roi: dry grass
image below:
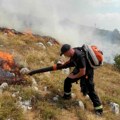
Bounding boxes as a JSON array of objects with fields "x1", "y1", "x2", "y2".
[
  {"x1": 0, "y1": 30, "x2": 120, "y2": 120},
  {"x1": 0, "y1": 92, "x2": 25, "y2": 120}
]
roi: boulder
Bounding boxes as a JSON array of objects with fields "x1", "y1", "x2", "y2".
[
  {"x1": 110, "y1": 102, "x2": 119, "y2": 114},
  {"x1": 36, "y1": 42, "x2": 46, "y2": 49}
]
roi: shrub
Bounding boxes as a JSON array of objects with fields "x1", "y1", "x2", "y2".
[{"x1": 114, "y1": 54, "x2": 120, "y2": 70}]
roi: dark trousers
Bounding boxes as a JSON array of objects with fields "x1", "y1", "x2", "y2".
[{"x1": 64, "y1": 68, "x2": 102, "y2": 108}]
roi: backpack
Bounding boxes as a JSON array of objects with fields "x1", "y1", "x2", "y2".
[{"x1": 81, "y1": 44, "x2": 103, "y2": 68}]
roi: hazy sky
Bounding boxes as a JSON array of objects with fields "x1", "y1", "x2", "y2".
[
  {"x1": 0, "y1": 0, "x2": 120, "y2": 31},
  {"x1": 0, "y1": 0, "x2": 120, "y2": 63}
]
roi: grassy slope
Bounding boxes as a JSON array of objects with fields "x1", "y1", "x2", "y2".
[{"x1": 0, "y1": 31, "x2": 120, "y2": 120}]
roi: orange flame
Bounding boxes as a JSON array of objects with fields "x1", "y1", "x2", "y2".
[{"x1": 0, "y1": 51, "x2": 15, "y2": 71}]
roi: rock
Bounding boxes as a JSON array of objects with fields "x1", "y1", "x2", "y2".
[
  {"x1": 12, "y1": 91, "x2": 20, "y2": 97},
  {"x1": 47, "y1": 41, "x2": 53, "y2": 46},
  {"x1": 78, "y1": 100, "x2": 85, "y2": 110},
  {"x1": 12, "y1": 93, "x2": 16, "y2": 97},
  {"x1": 53, "y1": 95, "x2": 59, "y2": 101},
  {"x1": 27, "y1": 106, "x2": 32, "y2": 110},
  {"x1": 56, "y1": 60, "x2": 63, "y2": 65},
  {"x1": 44, "y1": 86, "x2": 47, "y2": 92},
  {"x1": 23, "y1": 100, "x2": 31, "y2": 106},
  {"x1": 32, "y1": 86, "x2": 39, "y2": 91},
  {"x1": 0, "y1": 82, "x2": 8, "y2": 89},
  {"x1": 31, "y1": 77, "x2": 38, "y2": 86},
  {"x1": 36, "y1": 42, "x2": 46, "y2": 49},
  {"x1": 17, "y1": 100, "x2": 32, "y2": 112},
  {"x1": 62, "y1": 68, "x2": 70, "y2": 75},
  {"x1": 20, "y1": 67, "x2": 30, "y2": 75},
  {"x1": 110, "y1": 102, "x2": 119, "y2": 114},
  {"x1": 53, "y1": 97, "x2": 58, "y2": 101},
  {"x1": 71, "y1": 93, "x2": 76, "y2": 98}
]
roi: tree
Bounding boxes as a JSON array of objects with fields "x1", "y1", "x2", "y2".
[{"x1": 114, "y1": 54, "x2": 120, "y2": 70}]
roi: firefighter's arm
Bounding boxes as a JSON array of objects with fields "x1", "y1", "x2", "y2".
[{"x1": 68, "y1": 67, "x2": 86, "y2": 79}]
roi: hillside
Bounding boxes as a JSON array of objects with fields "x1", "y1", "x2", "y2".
[
  {"x1": 0, "y1": 28, "x2": 120, "y2": 120},
  {"x1": 61, "y1": 19, "x2": 120, "y2": 44}
]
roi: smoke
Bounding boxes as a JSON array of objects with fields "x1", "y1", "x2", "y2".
[{"x1": 0, "y1": 0, "x2": 120, "y2": 63}]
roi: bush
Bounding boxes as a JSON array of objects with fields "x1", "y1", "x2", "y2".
[{"x1": 114, "y1": 54, "x2": 120, "y2": 70}]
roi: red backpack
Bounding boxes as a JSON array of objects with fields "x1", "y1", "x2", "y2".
[{"x1": 82, "y1": 44, "x2": 104, "y2": 68}]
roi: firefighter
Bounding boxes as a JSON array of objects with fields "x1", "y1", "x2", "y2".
[{"x1": 60, "y1": 44, "x2": 103, "y2": 115}]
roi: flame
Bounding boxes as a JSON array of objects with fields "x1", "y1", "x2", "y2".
[{"x1": 0, "y1": 51, "x2": 15, "y2": 71}]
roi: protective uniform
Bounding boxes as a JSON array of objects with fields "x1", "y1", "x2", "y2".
[{"x1": 62, "y1": 48, "x2": 103, "y2": 114}]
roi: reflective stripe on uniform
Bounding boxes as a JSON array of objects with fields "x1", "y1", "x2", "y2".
[
  {"x1": 64, "y1": 92, "x2": 71, "y2": 95},
  {"x1": 94, "y1": 105, "x2": 103, "y2": 110}
]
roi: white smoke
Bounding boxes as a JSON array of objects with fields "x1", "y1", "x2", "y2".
[{"x1": 0, "y1": 0, "x2": 120, "y2": 63}]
